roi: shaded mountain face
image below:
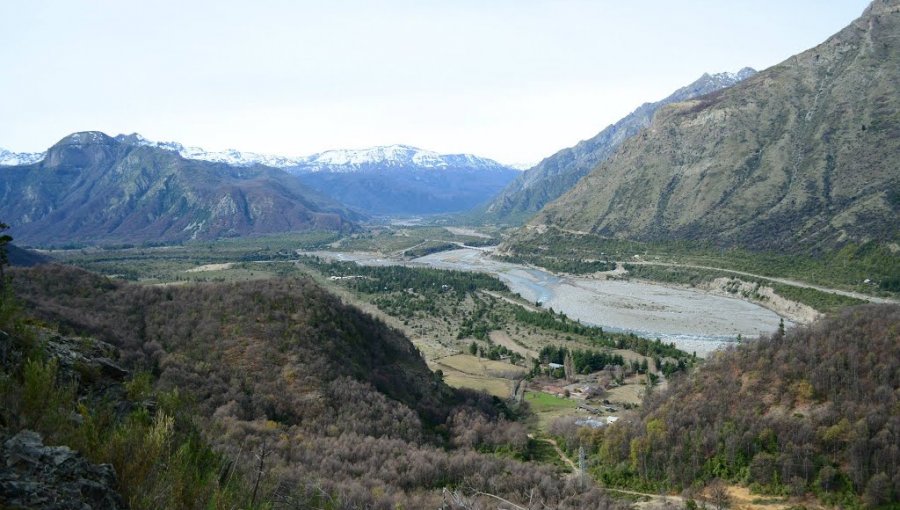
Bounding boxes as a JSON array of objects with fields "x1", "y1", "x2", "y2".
[
  {"x1": 284, "y1": 145, "x2": 521, "y2": 216},
  {"x1": 0, "y1": 132, "x2": 361, "y2": 247},
  {"x1": 526, "y1": 1, "x2": 899, "y2": 252},
  {"x1": 477, "y1": 68, "x2": 756, "y2": 225},
  {"x1": 6, "y1": 244, "x2": 52, "y2": 267},
  {"x1": 76, "y1": 136, "x2": 521, "y2": 216}
]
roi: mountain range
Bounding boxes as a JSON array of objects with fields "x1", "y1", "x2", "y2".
[
  {"x1": 476, "y1": 68, "x2": 757, "y2": 225},
  {"x1": 515, "y1": 1, "x2": 899, "y2": 253},
  {"x1": 0, "y1": 132, "x2": 360, "y2": 246},
  {"x1": 285, "y1": 145, "x2": 520, "y2": 215},
  {"x1": 3, "y1": 136, "x2": 520, "y2": 217}
]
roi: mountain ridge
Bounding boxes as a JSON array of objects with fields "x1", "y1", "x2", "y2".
[
  {"x1": 520, "y1": 0, "x2": 899, "y2": 253},
  {"x1": 0, "y1": 131, "x2": 361, "y2": 246},
  {"x1": 475, "y1": 68, "x2": 757, "y2": 224},
  {"x1": 4, "y1": 133, "x2": 516, "y2": 173}
]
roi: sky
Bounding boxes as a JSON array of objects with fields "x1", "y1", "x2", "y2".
[{"x1": 0, "y1": 0, "x2": 872, "y2": 166}]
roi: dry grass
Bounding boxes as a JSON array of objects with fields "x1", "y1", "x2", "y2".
[
  {"x1": 436, "y1": 354, "x2": 526, "y2": 379},
  {"x1": 489, "y1": 330, "x2": 537, "y2": 358},
  {"x1": 606, "y1": 381, "x2": 646, "y2": 406},
  {"x1": 440, "y1": 371, "x2": 514, "y2": 399}
]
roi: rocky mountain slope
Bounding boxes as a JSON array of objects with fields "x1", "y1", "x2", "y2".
[
  {"x1": 17, "y1": 134, "x2": 520, "y2": 216},
  {"x1": 524, "y1": 1, "x2": 899, "y2": 253},
  {"x1": 285, "y1": 145, "x2": 520, "y2": 215},
  {"x1": 0, "y1": 132, "x2": 360, "y2": 246},
  {"x1": 477, "y1": 69, "x2": 756, "y2": 225}
]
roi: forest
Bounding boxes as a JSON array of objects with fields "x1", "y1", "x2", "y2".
[
  {"x1": 575, "y1": 305, "x2": 899, "y2": 508},
  {"x1": 2, "y1": 263, "x2": 624, "y2": 509}
]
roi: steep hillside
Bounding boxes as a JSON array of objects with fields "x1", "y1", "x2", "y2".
[
  {"x1": 110, "y1": 136, "x2": 522, "y2": 216},
  {"x1": 286, "y1": 145, "x2": 520, "y2": 215},
  {"x1": 592, "y1": 305, "x2": 899, "y2": 506},
  {"x1": 0, "y1": 132, "x2": 360, "y2": 247},
  {"x1": 477, "y1": 69, "x2": 755, "y2": 225},
  {"x1": 6, "y1": 264, "x2": 621, "y2": 508},
  {"x1": 6, "y1": 244, "x2": 51, "y2": 267},
  {"x1": 527, "y1": 1, "x2": 900, "y2": 253},
  {"x1": 10, "y1": 264, "x2": 452, "y2": 425}
]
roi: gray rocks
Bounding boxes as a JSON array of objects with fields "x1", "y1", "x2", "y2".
[{"x1": 0, "y1": 430, "x2": 125, "y2": 510}]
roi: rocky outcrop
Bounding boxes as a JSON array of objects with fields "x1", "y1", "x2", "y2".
[{"x1": 0, "y1": 431, "x2": 125, "y2": 509}]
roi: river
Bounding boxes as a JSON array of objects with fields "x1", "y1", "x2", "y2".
[{"x1": 304, "y1": 248, "x2": 784, "y2": 356}]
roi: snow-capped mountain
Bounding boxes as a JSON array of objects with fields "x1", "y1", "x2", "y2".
[
  {"x1": 294, "y1": 145, "x2": 511, "y2": 173},
  {"x1": 0, "y1": 147, "x2": 45, "y2": 166},
  {"x1": 114, "y1": 134, "x2": 304, "y2": 168},
  {"x1": 701, "y1": 67, "x2": 758, "y2": 89},
  {"x1": 111, "y1": 134, "x2": 513, "y2": 174},
  {"x1": 3, "y1": 132, "x2": 520, "y2": 216}
]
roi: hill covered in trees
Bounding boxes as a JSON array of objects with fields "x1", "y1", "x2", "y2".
[
  {"x1": 590, "y1": 304, "x2": 899, "y2": 507},
  {"x1": 3, "y1": 263, "x2": 622, "y2": 508}
]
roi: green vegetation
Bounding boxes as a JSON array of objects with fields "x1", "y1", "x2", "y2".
[
  {"x1": 304, "y1": 256, "x2": 508, "y2": 296},
  {"x1": 514, "y1": 306, "x2": 692, "y2": 362},
  {"x1": 1, "y1": 273, "x2": 259, "y2": 508},
  {"x1": 54, "y1": 231, "x2": 339, "y2": 282},
  {"x1": 303, "y1": 254, "x2": 694, "y2": 370},
  {"x1": 403, "y1": 241, "x2": 459, "y2": 258},
  {"x1": 8, "y1": 262, "x2": 624, "y2": 508},
  {"x1": 525, "y1": 391, "x2": 578, "y2": 412},
  {"x1": 497, "y1": 253, "x2": 615, "y2": 274},
  {"x1": 767, "y1": 282, "x2": 866, "y2": 312},
  {"x1": 537, "y1": 346, "x2": 626, "y2": 375},
  {"x1": 588, "y1": 305, "x2": 900, "y2": 507},
  {"x1": 521, "y1": 437, "x2": 574, "y2": 473},
  {"x1": 334, "y1": 226, "x2": 499, "y2": 253},
  {"x1": 505, "y1": 229, "x2": 898, "y2": 299},
  {"x1": 622, "y1": 263, "x2": 868, "y2": 312}
]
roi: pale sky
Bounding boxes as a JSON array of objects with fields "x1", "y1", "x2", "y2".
[{"x1": 0, "y1": 0, "x2": 871, "y2": 165}]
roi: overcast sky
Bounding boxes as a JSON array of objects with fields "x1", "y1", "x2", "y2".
[{"x1": 0, "y1": 0, "x2": 871, "y2": 165}]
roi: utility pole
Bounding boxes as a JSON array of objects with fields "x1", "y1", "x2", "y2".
[{"x1": 578, "y1": 444, "x2": 586, "y2": 489}]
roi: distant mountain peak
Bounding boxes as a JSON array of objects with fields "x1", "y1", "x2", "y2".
[
  {"x1": 297, "y1": 144, "x2": 509, "y2": 172},
  {"x1": 703, "y1": 67, "x2": 757, "y2": 83},
  {"x1": 114, "y1": 133, "x2": 302, "y2": 168},
  {"x1": 475, "y1": 67, "x2": 757, "y2": 224},
  {"x1": 56, "y1": 131, "x2": 115, "y2": 146},
  {"x1": 5, "y1": 132, "x2": 513, "y2": 175},
  {"x1": 0, "y1": 147, "x2": 44, "y2": 166}
]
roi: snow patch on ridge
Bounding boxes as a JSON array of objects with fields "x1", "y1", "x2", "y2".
[{"x1": 0, "y1": 148, "x2": 45, "y2": 166}]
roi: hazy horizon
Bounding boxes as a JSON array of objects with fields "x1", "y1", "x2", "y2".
[{"x1": 1, "y1": 0, "x2": 871, "y2": 165}]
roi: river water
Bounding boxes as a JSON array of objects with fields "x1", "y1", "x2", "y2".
[{"x1": 304, "y1": 248, "x2": 784, "y2": 356}]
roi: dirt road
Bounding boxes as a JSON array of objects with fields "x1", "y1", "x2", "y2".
[{"x1": 627, "y1": 261, "x2": 897, "y2": 304}]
